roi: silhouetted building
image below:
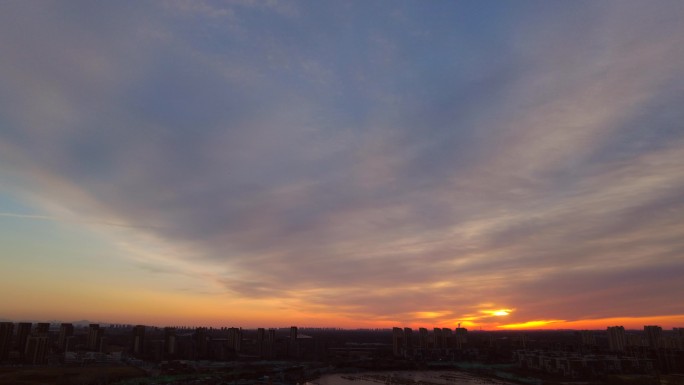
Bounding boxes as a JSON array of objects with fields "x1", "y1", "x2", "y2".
[
  {"x1": 392, "y1": 327, "x2": 403, "y2": 357},
  {"x1": 35, "y1": 323, "x2": 49, "y2": 336},
  {"x1": 227, "y1": 327, "x2": 241, "y2": 353},
  {"x1": 675, "y1": 328, "x2": 684, "y2": 349},
  {"x1": 58, "y1": 323, "x2": 74, "y2": 352},
  {"x1": 580, "y1": 330, "x2": 596, "y2": 346},
  {"x1": 607, "y1": 326, "x2": 626, "y2": 352},
  {"x1": 442, "y1": 328, "x2": 452, "y2": 349},
  {"x1": 0, "y1": 322, "x2": 13, "y2": 362},
  {"x1": 164, "y1": 327, "x2": 176, "y2": 357},
  {"x1": 16, "y1": 322, "x2": 31, "y2": 357},
  {"x1": 627, "y1": 332, "x2": 643, "y2": 347},
  {"x1": 194, "y1": 327, "x2": 209, "y2": 360},
  {"x1": 25, "y1": 335, "x2": 48, "y2": 364},
  {"x1": 87, "y1": 324, "x2": 102, "y2": 351},
  {"x1": 403, "y1": 327, "x2": 413, "y2": 357},
  {"x1": 289, "y1": 326, "x2": 298, "y2": 358},
  {"x1": 644, "y1": 325, "x2": 663, "y2": 349},
  {"x1": 433, "y1": 328, "x2": 443, "y2": 349},
  {"x1": 132, "y1": 325, "x2": 145, "y2": 357},
  {"x1": 265, "y1": 328, "x2": 276, "y2": 359},
  {"x1": 455, "y1": 327, "x2": 468, "y2": 348},
  {"x1": 257, "y1": 328, "x2": 265, "y2": 357},
  {"x1": 418, "y1": 328, "x2": 428, "y2": 350}
]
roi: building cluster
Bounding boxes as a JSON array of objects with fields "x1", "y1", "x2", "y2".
[
  {"x1": 514, "y1": 350, "x2": 655, "y2": 378},
  {"x1": 0, "y1": 321, "x2": 120, "y2": 365},
  {"x1": 392, "y1": 326, "x2": 468, "y2": 358},
  {"x1": 606, "y1": 325, "x2": 684, "y2": 352},
  {"x1": 2, "y1": 319, "x2": 684, "y2": 385},
  {"x1": 512, "y1": 325, "x2": 684, "y2": 379},
  {"x1": 130, "y1": 325, "x2": 318, "y2": 362},
  {"x1": 1, "y1": 322, "x2": 55, "y2": 364},
  {"x1": 0, "y1": 322, "x2": 323, "y2": 365}
]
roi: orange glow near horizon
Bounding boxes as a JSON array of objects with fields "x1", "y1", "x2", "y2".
[
  {"x1": 496, "y1": 314, "x2": 684, "y2": 330},
  {"x1": 497, "y1": 320, "x2": 564, "y2": 329}
]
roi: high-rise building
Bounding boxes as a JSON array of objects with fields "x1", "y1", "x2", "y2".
[
  {"x1": 607, "y1": 326, "x2": 626, "y2": 352},
  {"x1": 193, "y1": 327, "x2": 208, "y2": 360},
  {"x1": 442, "y1": 328, "x2": 452, "y2": 349},
  {"x1": 433, "y1": 328, "x2": 443, "y2": 349},
  {"x1": 265, "y1": 329, "x2": 276, "y2": 359},
  {"x1": 418, "y1": 328, "x2": 428, "y2": 350},
  {"x1": 626, "y1": 333, "x2": 643, "y2": 347},
  {"x1": 403, "y1": 327, "x2": 413, "y2": 357},
  {"x1": 257, "y1": 328, "x2": 265, "y2": 357},
  {"x1": 25, "y1": 335, "x2": 49, "y2": 365},
  {"x1": 392, "y1": 327, "x2": 404, "y2": 357},
  {"x1": 0, "y1": 322, "x2": 13, "y2": 362},
  {"x1": 132, "y1": 325, "x2": 145, "y2": 357},
  {"x1": 16, "y1": 323, "x2": 32, "y2": 357},
  {"x1": 675, "y1": 328, "x2": 684, "y2": 348},
  {"x1": 87, "y1": 324, "x2": 102, "y2": 351},
  {"x1": 644, "y1": 325, "x2": 663, "y2": 349},
  {"x1": 289, "y1": 326, "x2": 298, "y2": 358},
  {"x1": 227, "y1": 327, "x2": 241, "y2": 352},
  {"x1": 580, "y1": 330, "x2": 596, "y2": 346},
  {"x1": 57, "y1": 323, "x2": 74, "y2": 352},
  {"x1": 35, "y1": 323, "x2": 49, "y2": 336},
  {"x1": 455, "y1": 327, "x2": 468, "y2": 348},
  {"x1": 164, "y1": 327, "x2": 176, "y2": 356}
]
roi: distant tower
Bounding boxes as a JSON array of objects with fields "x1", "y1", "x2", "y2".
[
  {"x1": 0, "y1": 322, "x2": 13, "y2": 362},
  {"x1": 87, "y1": 324, "x2": 102, "y2": 351},
  {"x1": 674, "y1": 328, "x2": 684, "y2": 348},
  {"x1": 265, "y1": 329, "x2": 276, "y2": 359},
  {"x1": 257, "y1": 328, "x2": 265, "y2": 357},
  {"x1": 164, "y1": 327, "x2": 176, "y2": 357},
  {"x1": 418, "y1": 328, "x2": 428, "y2": 351},
  {"x1": 35, "y1": 323, "x2": 50, "y2": 336},
  {"x1": 193, "y1": 327, "x2": 208, "y2": 360},
  {"x1": 392, "y1": 327, "x2": 404, "y2": 357},
  {"x1": 607, "y1": 326, "x2": 626, "y2": 352},
  {"x1": 16, "y1": 323, "x2": 32, "y2": 357},
  {"x1": 403, "y1": 327, "x2": 413, "y2": 357},
  {"x1": 25, "y1": 335, "x2": 49, "y2": 364},
  {"x1": 227, "y1": 327, "x2": 242, "y2": 352},
  {"x1": 644, "y1": 325, "x2": 663, "y2": 349},
  {"x1": 289, "y1": 326, "x2": 298, "y2": 358},
  {"x1": 132, "y1": 325, "x2": 145, "y2": 357},
  {"x1": 580, "y1": 330, "x2": 596, "y2": 346},
  {"x1": 58, "y1": 323, "x2": 74, "y2": 352},
  {"x1": 442, "y1": 328, "x2": 452, "y2": 349},
  {"x1": 433, "y1": 328, "x2": 443, "y2": 350},
  {"x1": 455, "y1": 326, "x2": 468, "y2": 349}
]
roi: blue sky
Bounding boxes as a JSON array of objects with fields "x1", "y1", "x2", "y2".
[{"x1": 1, "y1": 0, "x2": 683, "y2": 328}]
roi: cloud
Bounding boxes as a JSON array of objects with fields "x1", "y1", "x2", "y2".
[{"x1": 1, "y1": 1, "x2": 683, "y2": 326}]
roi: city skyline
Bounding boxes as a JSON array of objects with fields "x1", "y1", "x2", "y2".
[{"x1": 1, "y1": 1, "x2": 684, "y2": 330}]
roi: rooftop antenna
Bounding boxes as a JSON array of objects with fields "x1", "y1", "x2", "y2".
[{"x1": 458, "y1": 322, "x2": 461, "y2": 328}]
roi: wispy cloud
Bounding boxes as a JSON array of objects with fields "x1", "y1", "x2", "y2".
[
  {"x1": 1, "y1": 1, "x2": 683, "y2": 326},
  {"x1": 0, "y1": 212, "x2": 163, "y2": 229}
]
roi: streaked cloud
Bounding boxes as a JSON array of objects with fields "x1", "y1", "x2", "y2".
[{"x1": 1, "y1": 1, "x2": 683, "y2": 328}]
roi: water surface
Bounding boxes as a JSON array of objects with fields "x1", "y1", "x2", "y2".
[{"x1": 307, "y1": 371, "x2": 514, "y2": 385}]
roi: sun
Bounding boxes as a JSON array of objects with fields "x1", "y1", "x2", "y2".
[{"x1": 481, "y1": 308, "x2": 513, "y2": 317}]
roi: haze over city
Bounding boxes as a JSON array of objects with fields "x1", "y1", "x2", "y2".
[{"x1": 1, "y1": 1, "x2": 683, "y2": 330}]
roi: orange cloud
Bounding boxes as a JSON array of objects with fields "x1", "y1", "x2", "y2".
[{"x1": 498, "y1": 320, "x2": 565, "y2": 329}]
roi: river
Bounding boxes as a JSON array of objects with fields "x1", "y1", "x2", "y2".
[{"x1": 305, "y1": 371, "x2": 515, "y2": 385}]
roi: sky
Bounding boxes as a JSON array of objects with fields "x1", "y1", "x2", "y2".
[{"x1": 1, "y1": 0, "x2": 684, "y2": 330}]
